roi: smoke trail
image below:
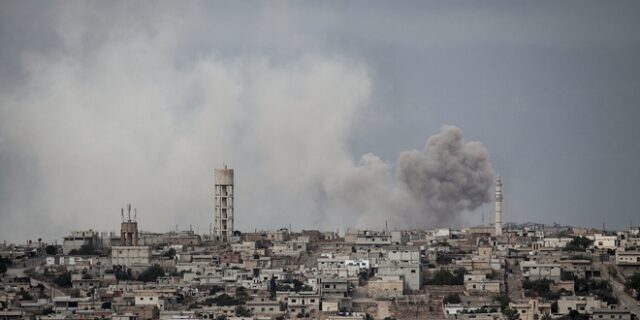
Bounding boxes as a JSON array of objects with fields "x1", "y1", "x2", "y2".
[{"x1": 397, "y1": 125, "x2": 495, "y2": 225}]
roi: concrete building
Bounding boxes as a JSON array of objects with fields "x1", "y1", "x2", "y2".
[
  {"x1": 591, "y1": 309, "x2": 632, "y2": 320},
  {"x1": 557, "y1": 296, "x2": 605, "y2": 315},
  {"x1": 615, "y1": 249, "x2": 640, "y2": 275},
  {"x1": 286, "y1": 294, "x2": 321, "y2": 315},
  {"x1": 112, "y1": 205, "x2": 150, "y2": 269},
  {"x1": 214, "y1": 165, "x2": 234, "y2": 242},
  {"x1": 62, "y1": 230, "x2": 100, "y2": 254},
  {"x1": 377, "y1": 261, "x2": 422, "y2": 291},
  {"x1": 589, "y1": 234, "x2": 618, "y2": 250},
  {"x1": 520, "y1": 261, "x2": 561, "y2": 281},
  {"x1": 495, "y1": 176, "x2": 503, "y2": 237},
  {"x1": 509, "y1": 299, "x2": 552, "y2": 320},
  {"x1": 112, "y1": 246, "x2": 151, "y2": 268}
]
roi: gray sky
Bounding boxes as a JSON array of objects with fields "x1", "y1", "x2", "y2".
[{"x1": 1, "y1": 1, "x2": 639, "y2": 242}]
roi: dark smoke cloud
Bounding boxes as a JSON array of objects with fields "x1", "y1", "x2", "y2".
[
  {"x1": 325, "y1": 125, "x2": 495, "y2": 228},
  {"x1": 397, "y1": 125, "x2": 495, "y2": 225}
]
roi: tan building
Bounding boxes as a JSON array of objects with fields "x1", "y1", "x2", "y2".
[
  {"x1": 509, "y1": 299, "x2": 552, "y2": 320},
  {"x1": 557, "y1": 296, "x2": 605, "y2": 315},
  {"x1": 112, "y1": 246, "x2": 151, "y2": 268}
]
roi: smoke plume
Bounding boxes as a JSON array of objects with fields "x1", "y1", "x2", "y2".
[
  {"x1": 397, "y1": 125, "x2": 495, "y2": 225},
  {"x1": 0, "y1": 3, "x2": 495, "y2": 241},
  {"x1": 324, "y1": 125, "x2": 495, "y2": 228}
]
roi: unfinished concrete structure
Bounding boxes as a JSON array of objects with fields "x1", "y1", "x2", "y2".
[
  {"x1": 214, "y1": 165, "x2": 234, "y2": 242},
  {"x1": 120, "y1": 203, "x2": 139, "y2": 246},
  {"x1": 495, "y1": 176, "x2": 503, "y2": 236}
]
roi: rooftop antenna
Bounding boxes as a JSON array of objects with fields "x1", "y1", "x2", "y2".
[
  {"x1": 121, "y1": 208, "x2": 124, "y2": 222},
  {"x1": 385, "y1": 220, "x2": 388, "y2": 234},
  {"x1": 127, "y1": 203, "x2": 132, "y2": 221},
  {"x1": 134, "y1": 208, "x2": 137, "y2": 222},
  {"x1": 482, "y1": 208, "x2": 485, "y2": 227}
]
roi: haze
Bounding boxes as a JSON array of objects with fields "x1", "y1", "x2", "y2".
[{"x1": 1, "y1": 1, "x2": 639, "y2": 242}]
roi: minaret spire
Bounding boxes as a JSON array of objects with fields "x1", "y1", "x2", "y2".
[{"x1": 495, "y1": 175, "x2": 503, "y2": 236}]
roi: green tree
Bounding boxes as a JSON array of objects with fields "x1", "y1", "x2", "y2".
[
  {"x1": 624, "y1": 272, "x2": 640, "y2": 300},
  {"x1": 115, "y1": 268, "x2": 133, "y2": 281},
  {"x1": 164, "y1": 248, "x2": 177, "y2": 259},
  {"x1": 137, "y1": 264, "x2": 165, "y2": 283},
  {"x1": 502, "y1": 308, "x2": 520, "y2": 320},
  {"x1": 495, "y1": 293, "x2": 511, "y2": 310},
  {"x1": 269, "y1": 276, "x2": 277, "y2": 298},
  {"x1": 210, "y1": 285, "x2": 225, "y2": 295},
  {"x1": 209, "y1": 293, "x2": 241, "y2": 306},
  {"x1": 563, "y1": 236, "x2": 593, "y2": 252},
  {"x1": 430, "y1": 268, "x2": 466, "y2": 285},
  {"x1": 54, "y1": 272, "x2": 72, "y2": 287},
  {"x1": 69, "y1": 244, "x2": 98, "y2": 256},
  {"x1": 235, "y1": 306, "x2": 253, "y2": 317},
  {"x1": 443, "y1": 293, "x2": 461, "y2": 304},
  {"x1": 45, "y1": 245, "x2": 57, "y2": 255}
]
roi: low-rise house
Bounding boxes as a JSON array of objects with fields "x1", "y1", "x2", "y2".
[
  {"x1": 377, "y1": 260, "x2": 422, "y2": 291},
  {"x1": 286, "y1": 293, "x2": 320, "y2": 315},
  {"x1": 320, "y1": 278, "x2": 349, "y2": 298},
  {"x1": 508, "y1": 299, "x2": 552, "y2": 320},
  {"x1": 111, "y1": 246, "x2": 151, "y2": 268},
  {"x1": 246, "y1": 297, "x2": 283, "y2": 316},
  {"x1": 520, "y1": 261, "x2": 561, "y2": 281},
  {"x1": 590, "y1": 309, "x2": 632, "y2": 320},
  {"x1": 557, "y1": 296, "x2": 605, "y2": 315}
]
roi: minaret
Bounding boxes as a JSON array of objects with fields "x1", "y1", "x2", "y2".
[
  {"x1": 495, "y1": 176, "x2": 503, "y2": 236},
  {"x1": 214, "y1": 165, "x2": 234, "y2": 242}
]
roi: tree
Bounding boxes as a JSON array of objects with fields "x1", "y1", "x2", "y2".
[
  {"x1": 269, "y1": 276, "x2": 277, "y2": 298},
  {"x1": 210, "y1": 285, "x2": 225, "y2": 295},
  {"x1": 0, "y1": 263, "x2": 7, "y2": 276},
  {"x1": 69, "y1": 244, "x2": 98, "y2": 256},
  {"x1": 137, "y1": 264, "x2": 165, "y2": 283},
  {"x1": 495, "y1": 294, "x2": 511, "y2": 310},
  {"x1": 55, "y1": 272, "x2": 72, "y2": 287},
  {"x1": 209, "y1": 293, "x2": 241, "y2": 306},
  {"x1": 430, "y1": 268, "x2": 466, "y2": 285},
  {"x1": 624, "y1": 272, "x2": 640, "y2": 300},
  {"x1": 443, "y1": 293, "x2": 461, "y2": 304},
  {"x1": 163, "y1": 248, "x2": 177, "y2": 259},
  {"x1": 115, "y1": 268, "x2": 133, "y2": 281},
  {"x1": 235, "y1": 306, "x2": 253, "y2": 317},
  {"x1": 45, "y1": 245, "x2": 57, "y2": 255},
  {"x1": 563, "y1": 236, "x2": 593, "y2": 252},
  {"x1": 502, "y1": 308, "x2": 520, "y2": 320}
]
